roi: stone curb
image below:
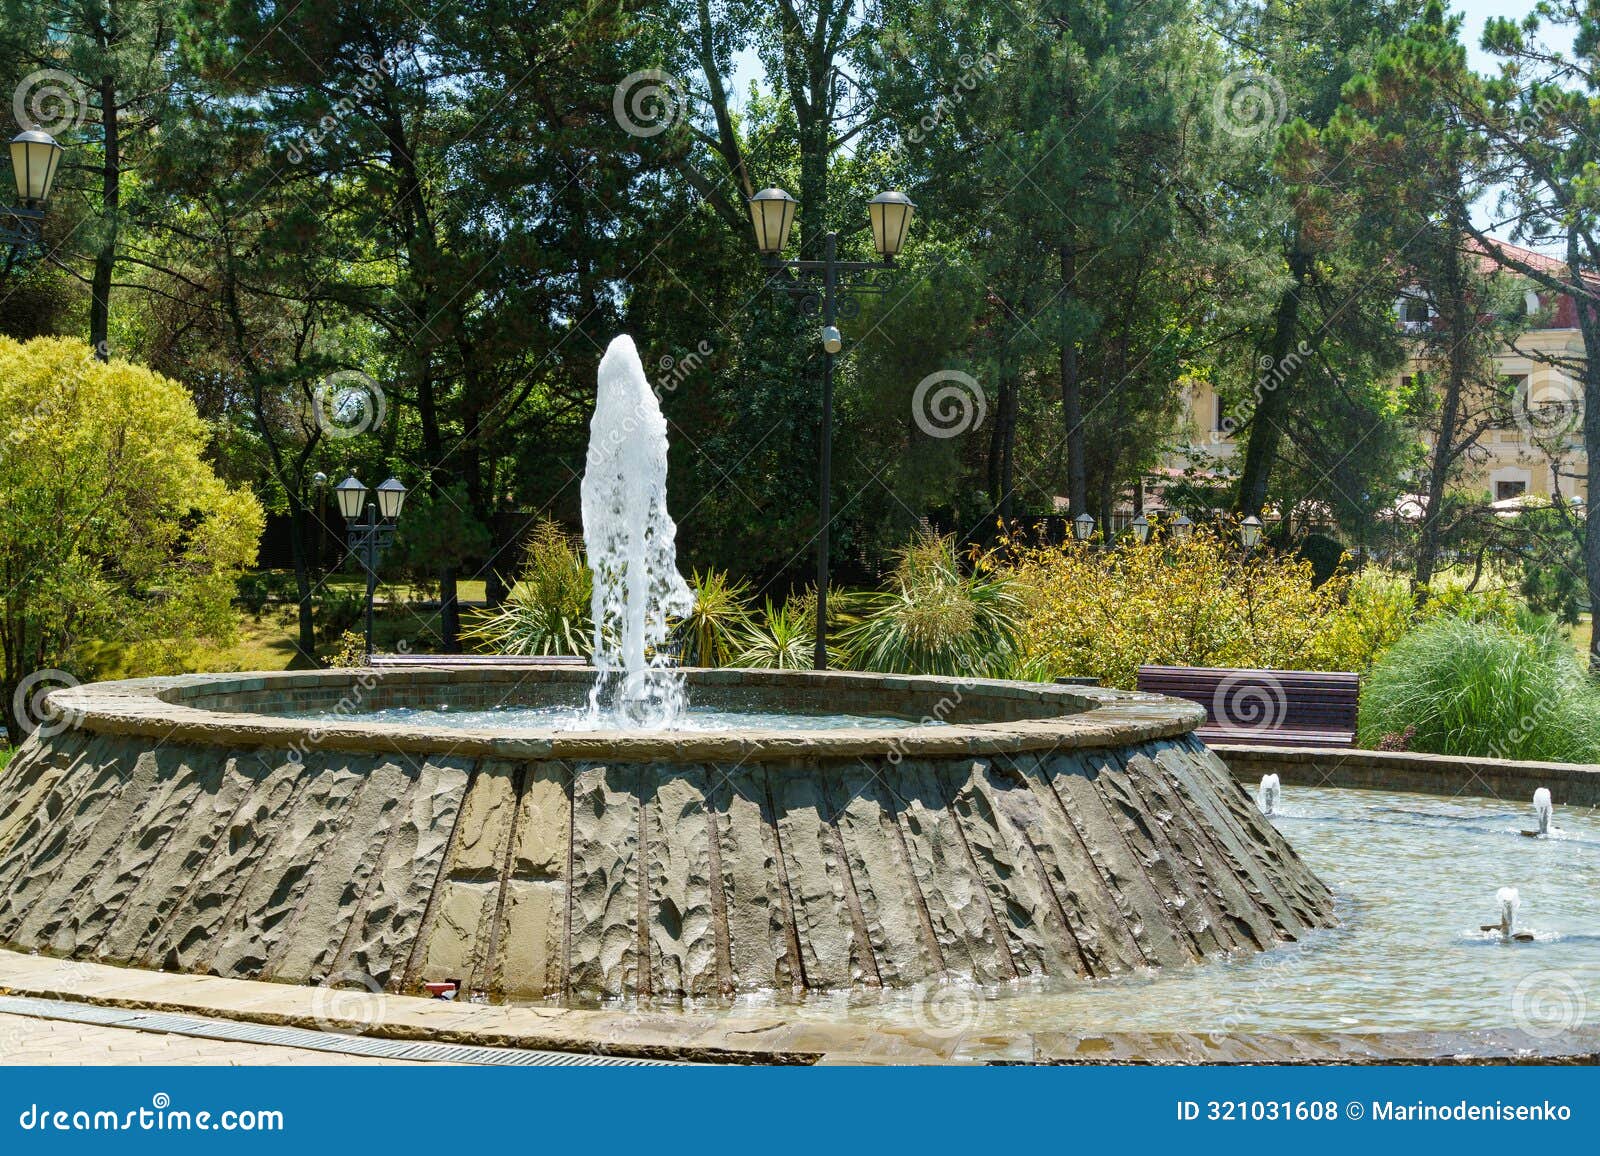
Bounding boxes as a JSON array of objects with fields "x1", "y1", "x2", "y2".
[
  {"x1": 1216, "y1": 744, "x2": 1600, "y2": 806},
  {"x1": 4, "y1": 949, "x2": 1596, "y2": 1066},
  {"x1": 43, "y1": 667, "x2": 1205, "y2": 762}
]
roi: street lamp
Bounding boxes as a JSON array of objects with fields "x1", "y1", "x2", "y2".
[
  {"x1": 336, "y1": 474, "x2": 408, "y2": 663},
  {"x1": 1072, "y1": 512, "x2": 1096, "y2": 543},
  {"x1": 1130, "y1": 514, "x2": 1151, "y2": 545},
  {"x1": 1170, "y1": 514, "x2": 1194, "y2": 544},
  {"x1": 1239, "y1": 515, "x2": 1264, "y2": 552},
  {"x1": 2, "y1": 127, "x2": 64, "y2": 256},
  {"x1": 751, "y1": 185, "x2": 917, "y2": 669}
]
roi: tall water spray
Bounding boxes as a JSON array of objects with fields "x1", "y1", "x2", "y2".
[
  {"x1": 1495, "y1": 886, "x2": 1520, "y2": 938},
  {"x1": 581, "y1": 336, "x2": 695, "y2": 726}
]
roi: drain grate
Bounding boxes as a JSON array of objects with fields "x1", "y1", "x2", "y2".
[{"x1": 0, "y1": 995, "x2": 683, "y2": 1066}]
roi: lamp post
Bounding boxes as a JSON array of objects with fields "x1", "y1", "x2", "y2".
[
  {"x1": 336, "y1": 474, "x2": 408, "y2": 663},
  {"x1": 2, "y1": 128, "x2": 64, "y2": 258},
  {"x1": 1130, "y1": 514, "x2": 1151, "y2": 546},
  {"x1": 1169, "y1": 515, "x2": 1194, "y2": 545},
  {"x1": 1072, "y1": 511, "x2": 1096, "y2": 545},
  {"x1": 750, "y1": 186, "x2": 916, "y2": 669},
  {"x1": 1239, "y1": 515, "x2": 1264, "y2": 555}
]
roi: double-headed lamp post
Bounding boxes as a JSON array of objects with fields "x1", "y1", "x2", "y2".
[
  {"x1": 748, "y1": 187, "x2": 916, "y2": 669},
  {"x1": 2, "y1": 128, "x2": 65, "y2": 258},
  {"x1": 334, "y1": 474, "x2": 408, "y2": 663}
]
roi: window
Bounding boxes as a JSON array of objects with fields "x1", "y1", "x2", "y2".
[
  {"x1": 1496, "y1": 479, "x2": 1527, "y2": 502},
  {"x1": 1213, "y1": 393, "x2": 1227, "y2": 433},
  {"x1": 1525, "y1": 290, "x2": 1542, "y2": 317},
  {"x1": 1398, "y1": 292, "x2": 1432, "y2": 327}
]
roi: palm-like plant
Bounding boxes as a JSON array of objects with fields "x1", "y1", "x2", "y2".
[
  {"x1": 839, "y1": 532, "x2": 1022, "y2": 676},
  {"x1": 675, "y1": 569, "x2": 753, "y2": 666},
  {"x1": 732, "y1": 592, "x2": 820, "y2": 669},
  {"x1": 463, "y1": 521, "x2": 593, "y2": 656}
]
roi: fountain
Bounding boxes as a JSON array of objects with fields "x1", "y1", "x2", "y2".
[
  {"x1": 580, "y1": 335, "x2": 694, "y2": 728},
  {"x1": 1482, "y1": 886, "x2": 1535, "y2": 941},
  {"x1": 1257, "y1": 773, "x2": 1281, "y2": 816},
  {"x1": 0, "y1": 334, "x2": 1339, "y2": 1006},
  {"x1": 1524, "y1": 787, "x2": 1554, "y2": 838}
]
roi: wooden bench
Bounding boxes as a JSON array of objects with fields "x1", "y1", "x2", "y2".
[
  {"x1": 367, "y1": 653, "x2": 583, "y2": 668},
  {"x1": 1135, "y1": 665, "x2": 1359, "y2": 748}
]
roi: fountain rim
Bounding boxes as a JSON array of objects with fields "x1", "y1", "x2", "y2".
[{"x1": 42, "y1": 666, "x2": 1206, "y2": 762}]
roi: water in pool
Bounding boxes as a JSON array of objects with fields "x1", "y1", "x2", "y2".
[
  {"x1": 556, "y1": 785, "x2": 1600, "y2": 1034},
  {"x1": 295, "y1": 703, "x2": 930, "y2": 732}
]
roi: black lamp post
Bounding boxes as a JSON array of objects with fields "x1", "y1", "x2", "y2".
[
  {"x1": 2, "y1": 128, "x2": 64, "y2": 259},
  {"x1": 335, "y1": 474, "x2": 408, "y2": 663},
  {"x1": 749, "y1": 187, "x2": 916, "y2": 669}
]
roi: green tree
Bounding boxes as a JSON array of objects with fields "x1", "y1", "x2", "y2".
[{"x1": 0, "y1": 336, "x2": 262, "y2": 741}]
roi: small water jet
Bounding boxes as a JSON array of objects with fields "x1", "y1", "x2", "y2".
[
  {"x1": 1482, "y1": 886, "x2": 1535, "y2": 941},
  {"x1": 1257, "y1": 773, "x2": 1281, "y2": 816},
  {"x1": 1522, "y1": 787, "x2": 1554, "y2": 838},
  {"x1": 581, "y1": 335, "x2": 695, "y2": 728}
]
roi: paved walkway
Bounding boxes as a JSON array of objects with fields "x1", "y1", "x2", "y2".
[{"x1": 0, "y1": 1012, "x2": 422, "y2": 1066}]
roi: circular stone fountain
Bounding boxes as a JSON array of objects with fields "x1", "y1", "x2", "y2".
[{"x1": 0, "y1": 667, "x2": 1334, "y2": 1000}]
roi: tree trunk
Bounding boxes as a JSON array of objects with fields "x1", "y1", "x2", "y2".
[
  {"x1": 89, "y1": 74, "x2": 118, "y2": 360},
  {"x1": 1412, "y1": 238, "x2": 1468, "y2": 595},
  {"x1": 1237, "y1": 248, "x2": 1313, "y2": 517},
  {"x1": 287, "y1": 500, "x2": 317, "y2": 664},
  {"x1": 1059, "y1": 245, "x2": 1087, "y2": 516}
]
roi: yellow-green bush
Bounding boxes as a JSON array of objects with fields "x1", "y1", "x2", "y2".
[
  {"x1": 0, "y1": 337, "x2": 263, "y2": 734},
  {"x1": 1005, "y1": 526, "x2": 1349, "y2": 688}
]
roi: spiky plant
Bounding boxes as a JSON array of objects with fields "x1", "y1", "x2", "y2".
[
  {"x1": 463, "y1": 521, "x2": 592, "y2": 657},
  {"x1": 839, "y1": 533, "x2": 1021, "y2": 676},
  {"x1": 733, "y1": 591, "x2": 820, "y2": 670},
  {"x1": 675, "y1": 569, "x2": 753, "y2": 666}
]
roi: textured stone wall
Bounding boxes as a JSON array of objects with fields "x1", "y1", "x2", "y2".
[{"x1": 0, "y1": 726, "x2": 1334, "y2": 999}]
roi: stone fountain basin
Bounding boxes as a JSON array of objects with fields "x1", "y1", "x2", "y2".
[{"x1": 0, "y1": 668, "x2": 1334, "y2": 1002}]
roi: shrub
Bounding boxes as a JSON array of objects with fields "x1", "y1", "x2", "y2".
[
  {"x1": 676, "y1": 570, "x2": 752, "y2": 666},
  {"x1": 1357, "y1": 615, "x2": 1600, "y2": 763},
  {"x1": 1005, "y1": 522, "x2": 1347, "y2": 688},
  {"x1": 1308, "y1": 567, "x2": 1414, "y2": 672},
  {"x1": 463, "y1": 521, "x2": 592, "y2": 656},
  {"x1": 839, "y1": 533, "x2": 1022, "y2": 676},
  {"x1": 732, "y1": 592, "x2": 821, "y2": 669}
]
